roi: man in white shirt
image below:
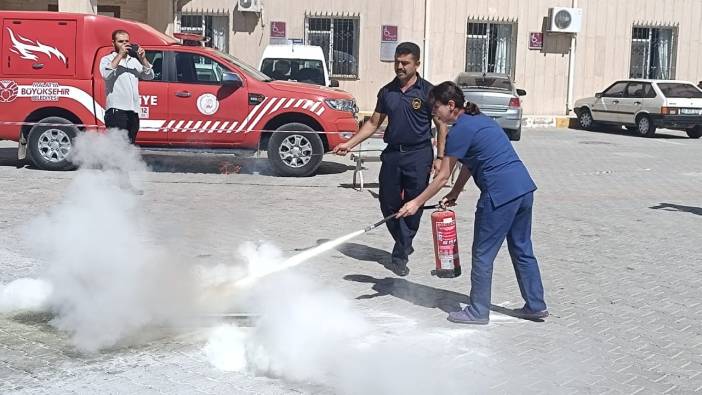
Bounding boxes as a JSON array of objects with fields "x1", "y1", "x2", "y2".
[{"x1": 99, "y1": 29, "x2": 154, "y2": 144}]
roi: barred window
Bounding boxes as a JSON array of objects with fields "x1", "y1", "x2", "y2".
[
  {"x1": 630, "y1": 27, "x2": 676, "y2": 79},
  {"x1": 178, "y1": 13, "x2": 230, "y2": 53},
  {"x1": 465, "y1": 21, "x2": 517, "y2": 76},
  {"x1": 305, "y1": 16, "x2": 360, "y2": 79}
]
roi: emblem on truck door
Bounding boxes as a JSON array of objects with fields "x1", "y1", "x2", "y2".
[
  {"x1": 6, "y1": 27, "x2": 67, "y2": 65},
  {"x1": 0, "y1": 80, "x2": 19, "y2": 103}
]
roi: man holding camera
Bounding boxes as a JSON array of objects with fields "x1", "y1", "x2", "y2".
[{"x1": 100, "y1": 29, "x2": 154, "y2": 144}]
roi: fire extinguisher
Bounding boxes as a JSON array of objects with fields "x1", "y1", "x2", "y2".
[{"x1": 430, "y1": 207, "x2": 461, "y2": 278}]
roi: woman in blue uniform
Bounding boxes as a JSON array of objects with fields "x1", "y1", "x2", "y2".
[{"x1": 396, "y1": 81, "x2": 548, "y2": 325}]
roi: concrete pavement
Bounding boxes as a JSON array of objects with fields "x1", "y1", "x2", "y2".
[{"x1": 1, "y1": 126, "x2": 701, "y2": 394}]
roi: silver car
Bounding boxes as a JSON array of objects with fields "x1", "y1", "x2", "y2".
[{"x1": 454, "y1": 72, "x2": 526, "y2": 141}]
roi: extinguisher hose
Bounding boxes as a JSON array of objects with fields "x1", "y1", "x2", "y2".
[{"x1": 363, "y1": 205, "x2": 440, "y2": 232}]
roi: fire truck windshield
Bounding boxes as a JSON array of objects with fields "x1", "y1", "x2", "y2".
[{"x1": 208, "y1": 49, "x2": 272, "y2": 82}]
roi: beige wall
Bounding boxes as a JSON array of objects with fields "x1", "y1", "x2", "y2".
[
  {"x1": 211, "y1": 0, "x2": 430, "y2": 114},
  {"x1": 4, "y1": 0, "x2": 702, "y2": 115}
]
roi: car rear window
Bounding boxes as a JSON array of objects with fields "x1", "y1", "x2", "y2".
[
  {"x1": 657, "y1": 83, "x2": 702, "y2": 98},
  {"x1": 456, "y1": 75, "x2": 513, "y2": 91}
]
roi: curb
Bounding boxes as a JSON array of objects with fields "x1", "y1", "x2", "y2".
[{"x1": 358, "y1": 111, "x2": 578, "y2": 129}]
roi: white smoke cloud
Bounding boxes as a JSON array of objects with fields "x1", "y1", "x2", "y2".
[
  {"x1": 3, "y1": 129, "x2": 202, "y2": 352},
  {"x1": 0, "y1": 278, "x2": 53, "y2": 313},
  {"x1": 202, "y1": 243, "x2": 476, "y2": 395}
]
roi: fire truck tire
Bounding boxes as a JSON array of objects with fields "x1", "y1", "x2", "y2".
[
  {"x1": 27, "y1": 116, "x2": 79, "y2": 171},
  {"x1": 267, "y1": 122, "x2": 324, "y2": 177}
]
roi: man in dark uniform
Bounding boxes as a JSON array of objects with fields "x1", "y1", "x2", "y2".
[{"x1": 334, "y1": 42, "x2": 447, "y2": 276}]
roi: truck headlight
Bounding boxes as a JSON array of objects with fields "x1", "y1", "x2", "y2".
[{"x1": 325, "y1": 98, "x2": 357, "y2": 114}]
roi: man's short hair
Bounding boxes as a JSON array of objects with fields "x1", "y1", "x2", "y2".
[
  {"x1": 112, "y1": 29, "x2": 129, "y2": 41},
  {"x1": 395, "y1": 42, "x2": 421, "y2": 61}
]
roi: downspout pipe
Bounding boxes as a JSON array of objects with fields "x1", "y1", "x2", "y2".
[
  {"x1": 566, "y1": 0, "x2": 578, "y2": 114},
  {"x1": 422, "y1": 0, "x2": 431, "y2": 81}
]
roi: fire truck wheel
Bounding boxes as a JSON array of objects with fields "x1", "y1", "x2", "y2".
[
  {"x1": 27, "y1": 116, "x2": 79, "y2": 171},
  {"x1": 267, "y1": 122, "x2": 324, "y2": 177}
]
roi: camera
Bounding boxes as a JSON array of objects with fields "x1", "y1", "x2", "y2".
[{"x1": 127, "y1": 43, "x2": 140, "y2": 58}]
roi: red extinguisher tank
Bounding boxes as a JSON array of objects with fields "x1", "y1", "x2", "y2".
[{"x1": 431, "y1": 208, "x2": 461, "y2": 278}]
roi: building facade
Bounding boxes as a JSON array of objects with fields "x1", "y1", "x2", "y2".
[{"x1": 3, "y1": 0, "x2": 702, "y2": 115}]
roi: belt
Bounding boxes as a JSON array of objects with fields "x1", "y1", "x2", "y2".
[{"x1": 385, "y1": 140, "x2": 432, "y2": 152}]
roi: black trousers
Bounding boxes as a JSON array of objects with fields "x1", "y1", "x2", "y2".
[
  {"x1": 378, "y1": 143, "x2": 434, "y2": 261},
  {"x1": 104, "y1": 108, "x2": 139, "y2": 144}
]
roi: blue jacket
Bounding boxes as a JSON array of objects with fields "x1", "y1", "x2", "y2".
[{"x1": 445, "y1": 113, "x2": 536, "y2": 208}]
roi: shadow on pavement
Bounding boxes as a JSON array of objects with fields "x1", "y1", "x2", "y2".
[
  {"x1": 650, "y1": 202, "x2": 702, "y2": 216},
  {"x1": 1, "y1": 147, "x2": 354, "y2": 176},
  {"x1": 143, "y1": 154, "x2": 354, "y2": 176},
  {"x1": 344, "y1": 274, "x2": 544, "y2": 321},
  {"x1": 344, "y1": 274, "x2": 468, "y2": 313},
  {"x1": 580, "y1": 125, "x2": 688, "y2": 139},
  {"x1": 0, "y1": 148, "x2": 22, "y2": 168}
]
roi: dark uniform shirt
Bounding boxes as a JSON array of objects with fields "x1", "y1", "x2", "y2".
[
  {"x1": 375, "y1": 74, "x2": 434, "y2": 145},
  {"x1": 445, "y1": 113, "x2": 537, "y2": 208}
]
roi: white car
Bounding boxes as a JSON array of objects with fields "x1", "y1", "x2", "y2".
[
  {"x1": 259, "y1": 44, "x2": 339, "y2": 87},
  {"x1": 574, "y1": 79, "x2": 702, "y2": 138}
]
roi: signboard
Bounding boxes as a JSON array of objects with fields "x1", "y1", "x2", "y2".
[
  {"x1": 270, "y1": 21, "x2": 287, "y2": 44},
  {"x1": 381, "y1": 25, "x2": 398, "y2": 42},
  {"x1": 270, "y1": 21, "x2": 286, "y2": 38},
  {"x1": 529, "y1": 32, "x2": 544, "y2": 50},
  {"x1": 380, "y1": 25, "x2": 399, "y2": 62}
]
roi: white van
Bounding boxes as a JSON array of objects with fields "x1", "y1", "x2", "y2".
[{"x1": 259, "y1": 44, "x2": 340, "y2": 88}]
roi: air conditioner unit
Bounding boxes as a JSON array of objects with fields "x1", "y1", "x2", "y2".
[
  {"x1": 549, "y1": 7, "x2": 582, "y2": 33},
  {"x1": 238, "y1": 0, "x2": 262, "y2": 13}
]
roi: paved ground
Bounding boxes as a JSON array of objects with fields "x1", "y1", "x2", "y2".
[{"x1": 1, "y1": 127, "x2": 701, "y2": 394}]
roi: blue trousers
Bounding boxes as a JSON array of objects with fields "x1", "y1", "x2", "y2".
[
  {"x1": 378, "y1": 145, "x2": 434, "y2": 261},
  {"x1": 466, "y1": 191, "x2": 547, "y2": 319}
]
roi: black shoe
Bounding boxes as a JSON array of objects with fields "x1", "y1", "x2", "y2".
[
  {"x1": 388, "y1": 254, "x2": 410, "y2": 276},
  {"x1": 389, "y1": 262, "x2": 410, "y2": 277},
  {"x1": 512, "y1": 307, "x2": 549, "y2": 321}
]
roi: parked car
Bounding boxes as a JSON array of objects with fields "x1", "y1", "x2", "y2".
[
  {"x1": 574, "y1": 79, "x2": 702, "y2": 139},
  {"x1": 259, "y1": 44, "x2": 339, "y2": 88},
  {"x1": 454, "y1": 72, "x2": 526, "y2": 141},
  {"x1": 0, "y1": 11, "x2": 360, "y2": 177}
]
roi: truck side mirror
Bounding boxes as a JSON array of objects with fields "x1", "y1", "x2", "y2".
[
  {"x1": 516, "y1": 89, "x2": 527, "y2": 96},
  {"x1": 222, "y1": 72, "x2": 243, "y2": 88},
  {"x1": 595, "y1": 92, "x2": 603, "y2": 98},
  {"x1": 329, "y1": 79, "x2": 340, "y2": 88}
]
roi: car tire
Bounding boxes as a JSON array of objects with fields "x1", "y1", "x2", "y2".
[
  {"x1": 686, "y1": 127, "x2": 702, "y2": 139},
  {"x1": 577, "y1": 108, "x2": 595, "y2": 130},
  {"x1": 635, "y1": 115, "x2": 656, "y2": 138},
  {"x1": 505, "y1": 127, "x2": 521, "y2": 141},
  {"x1": 267, "y1": 122, "x2": 324, "y2": 177},
  {"x1": 27, "y1": 116, "x2": 79, "y2": 171}
]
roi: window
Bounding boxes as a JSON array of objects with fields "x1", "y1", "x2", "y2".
[
  {"x1": 657, "y1": 83, "x2": 702, "y2": 98},
  {"x1": 465, "y1": 21, "x2": 517, "y2": 76},
  {"x1": 142, "y1": 51, "x2": 164, "y2": 81},
  {"x1": 175, "y1": 53, "x2": 227, "y2": 84},
  {"x1": 625, "y1": 82, "x2": 644, "y2": 98},
  {"x1": 48, "y1": 4, "x2": 120, "y2": 17},
  {"x1": 603, "y1": 82, "x2": 627, "y2": 97},
  {"x1": 261, "y1": 58, "x2": 326, "y2": 85},
  {"x1": 630, "y1": 27, "x2": 676, "y2": 79},
  {"x1": 305, "y1": 16, "x2": 359, "y2": 78},
  {"x1": 455, "y1": 74, "x2": 513, "y2": 91},
  {"x1": 178, "y1": 13, "x2": 229, "y2": 53}
]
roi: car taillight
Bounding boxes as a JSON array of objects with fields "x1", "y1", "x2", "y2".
[
  {"x1": 509, "y1": 97, "x2": 521, "y2": 109},
  {"x1": 661, "y1": 106, "x2": 679, "y2": 115}
]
